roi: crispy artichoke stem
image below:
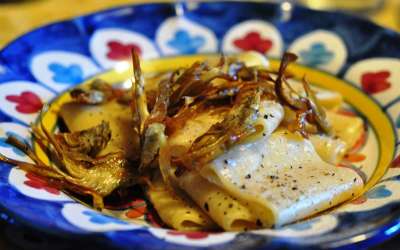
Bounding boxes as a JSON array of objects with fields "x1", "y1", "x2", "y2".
[
  {"x1": 275, "y1": 52, "x2": 299, "y2": 110},
  {"x1": 302, "y1": 77, "x2": 332, "y2": 135},
  {"x1": 131, "y1": 50, "x2": 150, "y2": 137},
  {"x1": 130, "y1": 50, "x2": 172, "y2": 174}
]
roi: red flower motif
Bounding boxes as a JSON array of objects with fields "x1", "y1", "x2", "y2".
[
  {"x1": 125, "y1": 199, "x2": 147, "y2": 219},
  {"x1": 106, "y1": 40, "x2": 142, "y2": 61},
  {"x1": 361, "y1": 71, "x2": 391, "y2": 94},
  {"x1": 233, "y1": 31, "x2": 273, "y2": 54},
  {"x1": 390, "y1": 155, "x2": 400, "y2": 168},
  {"x1": 167, "y1": 230, "x2": 210, "y2": 239},
  {"x1": 351, "y1": 195, "x2": 367, "y2": 205},
  {"x1": 348, "y1": 129, "x2": 367, "y2": 154},
  {"x1": 344, "y1": 153, "x2": 366, "y2": 163},
  {"x1": 24, "y1": 172, "x2": 60, "y2": 195},
  {"x1": 6, "y1": 91, "x2": 43, "y2": 114}
]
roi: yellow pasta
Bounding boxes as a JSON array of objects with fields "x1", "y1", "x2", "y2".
[
  {"x1": 147, "y1": 175, "x2": 216, "y2": 231},
  {"x1": 177, "y1": 171, "x2": 259, "y2": 231},
  {"x1": 200, "y1": 129, "x2": 363, "y2": 227},
  {"x1": 309, "y1": 135, "x2": 347, "y2": 164},
  {"x1": 326, "y1": 111, "x2": 364, "y2": 149},
  {"x1": 316, "y1": 90, "x2": 343, "y2": 110},
  {"x1": 288, "y1": 79, "x2": 344, "y2": 110}
]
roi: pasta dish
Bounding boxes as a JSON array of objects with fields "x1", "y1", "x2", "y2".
[{"x1": 0, "y1": 51, "x2": 364, "y2": 231}]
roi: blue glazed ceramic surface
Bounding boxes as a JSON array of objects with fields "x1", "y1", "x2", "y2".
[{"x1": 1, "y1": 2, "x2": 400, "y2": 249}]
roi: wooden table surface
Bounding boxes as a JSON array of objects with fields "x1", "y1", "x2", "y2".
[{"x1": 0, "y1": 0, "x2": 400, "y2": 249}]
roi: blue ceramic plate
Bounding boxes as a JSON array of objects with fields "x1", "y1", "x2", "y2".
[{"x1": 1, "y1": 2, "x2": 400, "y2": 249}]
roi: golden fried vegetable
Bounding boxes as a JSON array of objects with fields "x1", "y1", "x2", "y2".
[
  {"x1": 0, "y1": 121, "x2": 136, "y2": 209},
  {"x1": 179, "y1": 89, "x2": 264, "y2": 170}
]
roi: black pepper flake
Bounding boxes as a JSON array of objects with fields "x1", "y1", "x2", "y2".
[
  {"x1": 292, "y1": 187, "x2": 298, "y2": 191},
  {"x1": 264, "y1": 114, "x2": 269, "y2": 119},
  {"x1": 245, "y1": 174, "x2": 251, "y2": 179},
  {"x1": 331, "y1": 173, "x2": 335, "y2": 176},
  {"x1": 224, "y1": 211, "x2": 227, "y2": 215},
  {"x1": 270, "y1": 114, "x2": 275, "y2": 118},
  {"x1": 298, "y1": 166, "x2": 303, "y2": 169},
  {"x1": 261, "y1": 154, "x2": 265, "y2": 158},
  {"x1": 353, "y1": 178, "x2": 357, "y2": 182},
  {"x1": 317, "y1": 181, "x2": 321, "y2": 184},
  {"x1": 256, "y1": 219, "x2": 262, "y2": 227},
  {"x1": 204, "y1": 202, "x2": 209, "y2": 212},
  {"x1": 228, "y1": 203, "x2": 233, "y2": 208},
  {"x1": 224, "y1": 159, "x2": 228, "y2": 164},
  {"x1": 260, "y1": 164, "x2": 265, "y2": 168},
  {"x1": 290, "y1": 165, "x2": 293, "y2": 169},
  {"x1": 241, "y1": 184, "x2": 246, "y2": 189},
  {"x1": 351, "y1": 193, "x2": 355, "y2": 197},
  {"x1": 263, "y1": 133, "x2": 266, "y2": 137}
]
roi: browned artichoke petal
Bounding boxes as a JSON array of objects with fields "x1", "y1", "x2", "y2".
[
  {"x1": 182, "y1": 90, "x2": 262, "y2": 169},
  {"x1": 140, "y1": 123, "x2": 166, "y2": 171},
  {"x1": 66, "y1": 153, "x2": 132, "y2": 196},
  {"x1": 57, "y1": 121, "x2": 111, "y2": 157}
]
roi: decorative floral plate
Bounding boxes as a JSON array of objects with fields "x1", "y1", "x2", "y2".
[{"x1": 1, "y1": 1, "x2": 400, "y2": 249}]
